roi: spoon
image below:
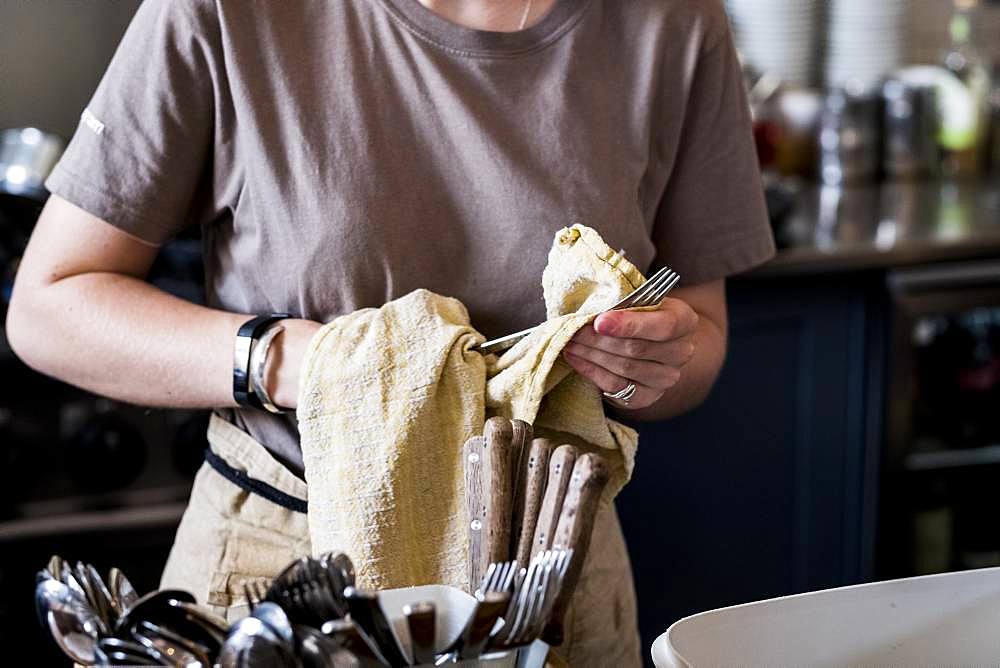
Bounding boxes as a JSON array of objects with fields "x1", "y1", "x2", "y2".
[
  {"x1": 35, "y1": 578, "x2": 102, "y2": 665},
  {"x1": 98, "y1": 636, "x2": 164, "y2": 665},
  {"x1": 133, "y1": 620, "x2": 211, "y2": 667},
  {"x1": 219, "y1": 615, "x2": 298, "y2": 668},
  {"x1": 115, "y1": 589, "x2": 196, "y2": 635},
  {"x1": 60, "y1": 567, "x2": 88, "y2": 604},
  {"x1": 109, "y1": 566, "x2": 140, "y2": 612},
  {"x1": 329, "y1": 552, "x2": 356, "y2": 589},
  {"x1": 252, "y1": 601, "x2": 296, "y2": 649},
  {"x1": 173, "y1": 600, "x2": 229, "y2": 640},
  {"x1": 45, "y1": 554, "x2": 66, "y2": 582},
  {"x1": 86, "y1": 562, "x2": 118, "y2": 624},
  {"x1": 296, "y1": 624, "x2": 346, "y2": 668}
]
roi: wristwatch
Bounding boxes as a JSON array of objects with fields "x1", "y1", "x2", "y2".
[{"x1": 233, "y1": 314, "x2": 290, "y2": 409}]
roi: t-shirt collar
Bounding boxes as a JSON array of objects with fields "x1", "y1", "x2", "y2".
[{"x1": 375, "y1": 0, "x2": 591, "y2": 57}]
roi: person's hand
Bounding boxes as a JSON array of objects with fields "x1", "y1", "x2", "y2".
[
  {"x1": 267, "y1": 318, "x2": 323, "y2": 410},
  {"x1": 563, "y1": 298, "x2": 699, "y2": 410}
]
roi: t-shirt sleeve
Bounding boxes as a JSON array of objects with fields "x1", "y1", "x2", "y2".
[
  {"x1": 44, "y1": 0, "x2": 221, "y2": 246},
  {"x1": 651, "y1": 5, "x2": 775, "y2": 284}
]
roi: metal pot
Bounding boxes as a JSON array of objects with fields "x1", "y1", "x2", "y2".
[{"x1": 0, "y1": 127, "x2": 65, "y2": 204}]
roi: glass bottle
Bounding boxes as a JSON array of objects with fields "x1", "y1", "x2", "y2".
[{"x1": 939, "y1": 0, "x2": 991, "y2": 179}]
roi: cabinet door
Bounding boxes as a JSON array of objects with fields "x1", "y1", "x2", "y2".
[{"x1": 617, "y1": 277, "x2": 881, "y2": 653}]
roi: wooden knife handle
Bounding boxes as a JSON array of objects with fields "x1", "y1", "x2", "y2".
[
  {"x1": 463, "y1": 435, "x2": 487, "y2": 593},
  {"x1": 507, "y1": 420, "x2": 533, "y2": 557},
  {"x1": 513, "y1": 437, "x2": 555, "y2": 566},
  {"x1": 483, "y1": 416, "x2": 514, "y2": 566},
  {"x1": 542, "y1": 453, "x2": 610, "y2": 646},
  {"x1": 529, "y1": 444, "x2": 578, "y2": 558}
]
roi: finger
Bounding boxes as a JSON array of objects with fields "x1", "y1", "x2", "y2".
[
  {"x1": 564, "y1": 342, "x2": 681, "y2": 390},
  {"x1": 563, "y1": 350, "x2": 664, "y2": 409},
  {"x1": 572, "y1": 326, "x2": 696, "y2": 366},
  {"x1": 593, "y1": 299, "x2": 699, "y2": 341}
]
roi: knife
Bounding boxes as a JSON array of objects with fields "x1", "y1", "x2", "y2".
[
  {"x1": 483, "y1": 416, "x2": 515, "y2": 567},
  {"x1": 320, "y1": 618, "x2": 388, "y2": 667},
  {"x1": 343, "y1": 587, "x2": 409, "y2": 667},
  {"x1": 513, "y1": 437, "x2": 555, "y2": 566},
  {"x1": 529, "y1": 444, "x2": 577, "y2": 557},
  {"x1": 402, "y1": 601, "x2": 436, "y2": 665},
  {"x1": 463, "y1": 434, "x2": 488, "y2": 592},
  {"x1": 507, "y1": 420, "x2": 533, "y2": 557},
  {"x1": 541, "y1": 452, "x2": 610, "y2": 646},
  {"x1": 457, "y1": 591, "x2": 512, "y2": 659}
]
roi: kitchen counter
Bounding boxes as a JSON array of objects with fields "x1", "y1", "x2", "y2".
[{"x1": 750, "y1": 181, "x2": 1000, "y2": 277}]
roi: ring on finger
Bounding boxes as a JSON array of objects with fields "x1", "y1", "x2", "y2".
[{"x1": 602, "y1": 380, "x2": 637, "y2": 406}]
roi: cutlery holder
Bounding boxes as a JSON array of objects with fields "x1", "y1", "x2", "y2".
[{"x1": 379, "y1": 584, "x2": 548, "y2": 667}]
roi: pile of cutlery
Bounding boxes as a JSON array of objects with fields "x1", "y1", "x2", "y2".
[
  {"x1": 35, "y1": 554, "x2": 227, "y2": 666},
  {"x1": 35, "y1": 417, "x2": 607, "y2": 667},
  {"x1": 35, "y1": 547, "x2": 562, "y2": 667},
  {"x1": 463, "y1": 417, "x2": 611, "y2": 648}
]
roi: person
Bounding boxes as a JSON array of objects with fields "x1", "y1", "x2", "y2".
[{"x1": 6, "y1": 0, "x2": 774, "y2": 663}]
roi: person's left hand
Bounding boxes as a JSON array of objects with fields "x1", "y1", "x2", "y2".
[{"x1": 563, "y1": 298, "x2": 699, "y2": 409}]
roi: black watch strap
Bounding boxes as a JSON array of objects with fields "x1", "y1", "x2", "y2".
[{"x1": 233, "y1": 313, "x2": 290, "y2": 409}]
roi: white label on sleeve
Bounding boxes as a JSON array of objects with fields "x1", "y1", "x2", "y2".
[{"x1": 81, "y1": 108, "x2": 105, "y2": 136}]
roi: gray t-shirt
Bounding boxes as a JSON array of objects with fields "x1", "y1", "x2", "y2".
[{"x1": 46, "y1": 0, "x2": 775, "y2": 474}]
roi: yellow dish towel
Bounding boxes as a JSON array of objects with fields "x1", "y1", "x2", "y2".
[{"x1": 297, "y1": 224, "x2": 643, "y2": 591}]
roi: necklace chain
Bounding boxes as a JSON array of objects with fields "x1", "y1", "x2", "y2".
[{"x1": 517, "y1": 0, "x2": 534, "y2": 30}]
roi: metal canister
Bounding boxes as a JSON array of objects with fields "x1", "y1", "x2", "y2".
[
  {"x1": 0, "y1": 127, "x2": 65, "y2": 203},
  {"x1": 882, "y1": 80, "x2": 940, "y2": 180},
  {"x1": 819, "y1": 87, "x2": 882, "y2": 186}
]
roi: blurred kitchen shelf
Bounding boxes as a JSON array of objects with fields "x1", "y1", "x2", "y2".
[
  {"x1": 0, "y1": 483, "x2": 190, "y2": 542},
  {"x1": 904, "y1": 444, "x2": 1000, "y2": 472},
  {"x1": 0, "y1": 502, "x2": 186, "y2": 542}
]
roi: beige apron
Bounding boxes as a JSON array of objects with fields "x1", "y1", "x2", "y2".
[{"x1": 161, "y1": 414, "x2": 642, "y2": 665}]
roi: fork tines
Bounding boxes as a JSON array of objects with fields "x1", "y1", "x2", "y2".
[
  {"x1": 474, "y1": 265, "x2": 680, "y2": 355},
  {"x1": 611, "y1": 266, "x2": 679, "y2": 311},
  {"x1": 478, "y1": 560, "x2": 519, "y2": 598},
  {"x1": 487, "y1": 548, "x2": 573, "y2": 649}
]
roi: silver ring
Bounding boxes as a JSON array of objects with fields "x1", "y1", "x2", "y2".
[{"x1": 603, "y1": 381, "x2": 637, "y2": 405}]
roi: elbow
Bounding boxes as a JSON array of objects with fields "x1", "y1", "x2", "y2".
[{"x1": 5, "y1": 283, "x2": 47, "y2": 373}]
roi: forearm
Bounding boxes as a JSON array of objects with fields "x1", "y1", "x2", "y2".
[
  {"x1": 8, "y1": 271, "x2": 245, "y2": 407},
  {"x1": 6, "y1": 273, "x2": 317, "y2": 409},
  {"x1": 616, "y1": 311, "x2": 726, "y2": 422}
]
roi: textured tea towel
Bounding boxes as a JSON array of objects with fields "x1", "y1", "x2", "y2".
[{"x1": 296, "y1": 224, "x2": 643, "y2": 591}]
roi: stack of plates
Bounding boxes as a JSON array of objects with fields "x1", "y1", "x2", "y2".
[
  {"x1": 826, "y1": 0, "x2": 907, "y2": 90},
  {"x1": 726, "y1": 0, "x2": 823, "y2": 88}
]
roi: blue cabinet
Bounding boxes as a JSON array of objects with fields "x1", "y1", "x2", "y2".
[{"x1": 617, "y1": 275, "x2": 884, "y2": 655}]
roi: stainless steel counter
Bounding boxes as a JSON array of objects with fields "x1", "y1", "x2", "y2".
[{"x1": 751, "y1": 181, "x2": 1000, "y2": 276}]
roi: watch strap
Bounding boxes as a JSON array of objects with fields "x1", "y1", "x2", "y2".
[{"x1": 233, "y1": 313, "x2": 290, "y2": 409}]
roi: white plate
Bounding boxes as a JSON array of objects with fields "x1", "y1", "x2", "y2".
[{"x1": 652, "y1": 568, "x2": 1000, "y2": 668}]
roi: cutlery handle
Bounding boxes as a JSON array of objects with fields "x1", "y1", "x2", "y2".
[
  {"x1": 463, "y1": 435, "x2": 487, "y2": 592},
  {"x1": 474, "y1": 326, "x2": 537, "y2": 355},
  {"x1": 343, "y1": 587, "x2": 409, "y2": 667},
  {"x1": 457, "y1": 592, "x2": 511, "y2": 660},
  {"x1": 507, "y1": 420, "x2": 533, "y2": 558},
  {"x1": 513, "y1": 438, "x2": 555, "y2": 565},
  {"x1": 402, "y1": 601, "x2": 436, "y2": 666},
  {"x1": 530, "y1": 445, "x2": 577, "y2": 557},
  {"x1": 484, "y1": 417, "x2": 515, "y2": 566},
  {"x1": 322, "y1": 618, "x2": 389, "y2": 667},
  {"x1": 541, "y1": 453, "x2": 610, "y2": 646}
]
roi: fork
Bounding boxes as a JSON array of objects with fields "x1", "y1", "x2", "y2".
[
  {"x1": 476, "y1": 560, "x2": 519, "y2": 598},
  {"x1": 487, "y1": 549, "x2": 572, "y2": 649},
  {"x1": 474, "y1": 266, "x2": 680, "y2": 355}
]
